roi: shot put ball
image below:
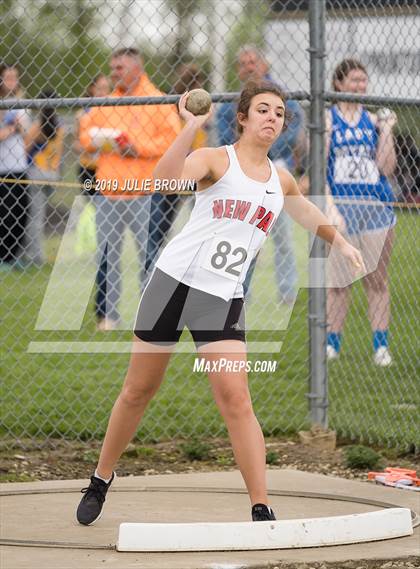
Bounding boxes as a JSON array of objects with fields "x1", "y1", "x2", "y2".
[{"x1": 185, "y1": 89, "x2": 212, "y2": 116}]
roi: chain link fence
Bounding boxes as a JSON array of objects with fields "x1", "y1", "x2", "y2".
[{"x1": 1, "y1": 0, "x2": 418, "y2": 451}]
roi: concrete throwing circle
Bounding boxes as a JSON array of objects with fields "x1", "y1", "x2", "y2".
[{"x1": 0, "y1": 486, "x2": 418, "y2": 550}]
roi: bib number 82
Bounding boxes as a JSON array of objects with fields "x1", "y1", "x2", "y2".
[{"x1": 210, "y1": 240, "x2": 248, "y2": 277}]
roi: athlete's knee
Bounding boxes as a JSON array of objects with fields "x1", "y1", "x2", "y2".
[
  {"x1": 328, "y1": 285, "x2": 351, "y2": 295},
  {"x1": 364, "y1": 273, "x2": 388, "y2": 294},
  {"x1": 120, "y1": 379, "x2": 159, "y2": 407},
  {"x1": 218, "y1": 389, "x2": 253, "y2": 420}
]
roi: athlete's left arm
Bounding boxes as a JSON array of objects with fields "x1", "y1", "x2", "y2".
[
  {"x1": 369, "y1": 111, "x2": 397, "y2": 177},
  {"x1": 279, "y1": 168, "x2": 365, "y2": 271}
]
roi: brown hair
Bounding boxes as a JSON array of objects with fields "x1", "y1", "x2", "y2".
[
  {"x1": 332, "y1": 59, "x2": 367, "y2": 91},
  {"x1": 84, "y1": 73, "x2": 108, "y2": 97},
  {"x1": 236, "y1": 81, "x2": 290, "y2": 135},
  {"x1": 173, "y1": 63, "x2": 205, "y2": 95}
]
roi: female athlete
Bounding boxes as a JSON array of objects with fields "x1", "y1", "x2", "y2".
[{"x1": 76, "y1": 81, "x2": 364, "y2": 525}]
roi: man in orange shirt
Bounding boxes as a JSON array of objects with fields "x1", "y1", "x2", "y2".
[{"x1": 80, "y1": 48, "x2": 180, "y2": 330}]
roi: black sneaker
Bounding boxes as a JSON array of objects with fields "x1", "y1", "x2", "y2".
[
  {"x1": 252, "y1": 503, "x2": 276, "y2": 521},
  {"x1": 76, "y1": 472, "x2": 115, "y2": 525}
]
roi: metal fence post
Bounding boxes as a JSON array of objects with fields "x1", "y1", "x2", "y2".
[{"x1": 308, "y1": 0, "x2": 328, "y2": 428}]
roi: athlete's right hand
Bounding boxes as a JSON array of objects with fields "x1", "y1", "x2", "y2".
[
  {"x1": 376, "y1": 108, "x2": 397, "y2": 131},
  {"x1": 178, "y1": 92, "x2": 213, "y2": 127},
  {"x1": 336, "y1": 240, "x2": 366, "y2": 275}
]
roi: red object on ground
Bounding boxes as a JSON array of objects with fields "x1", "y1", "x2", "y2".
[{"x1": 368, "y1": 467, "x2": 420, "y2": 486}]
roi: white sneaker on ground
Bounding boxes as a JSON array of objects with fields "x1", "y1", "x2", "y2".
[
  {"x1": 374, "y1": 347, "x2": 392, "y2": 367},
  {"x1": 326, "y1": 345, "x2": 339, "y2": 360}
]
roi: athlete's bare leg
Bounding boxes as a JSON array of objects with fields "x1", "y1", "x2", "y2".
[
  {"x1": 96, "y1": 338, "x2": 173, "y2": 479},
  {"x1": 326, "y1": 238, "x2": 354, "y2": 334},
  {"x1": 327, "y1": 285, "x2": 352, "y2": 333},
  {"x1": 199, "y1": 340, "x2": 268, "y2": 506},
  {"x1": 361, "y1": 228, "x2": 394, "y2": 331}
]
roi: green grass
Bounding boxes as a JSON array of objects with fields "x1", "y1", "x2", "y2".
[
  {"x1": 1, "y1": 210, "x2": 419, "y2": 450},
  {"x1": 327, "y1": 211, "x2": 420, "y2": 449}
]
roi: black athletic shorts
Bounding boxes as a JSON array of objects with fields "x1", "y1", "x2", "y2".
[{"x1": 134, "y1": 268, "x2": 246, "y2": 347}]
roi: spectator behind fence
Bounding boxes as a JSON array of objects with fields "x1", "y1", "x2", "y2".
[
  {"x1": 145, "y1": 62, "x2": 209, "y2": 276},
  {"x1": 23, "y1": 90, "x2": 64, "y2": 267},
  {"x1": 79, "y1": 48, "x2": 180, "y2": 330},
  {"x1": 216, "y1": 45, "x2": 307, "y2": 305},
  {"x1": 74, "y1": 74, "x2": 110, "y2": 194},
  {"x1": 326, "y1": 59, "x2": 397, "y2": 367},
  {"x1": 74, "y1": 74, "x2": 111, "y2": 326},
  {"x1": 0, "y1": 63, "x2": 31, "y2": 269}
]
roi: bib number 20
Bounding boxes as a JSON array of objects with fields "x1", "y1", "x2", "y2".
[{"x1": 206, "y1": 239, "x2": 248, "y2": 280}]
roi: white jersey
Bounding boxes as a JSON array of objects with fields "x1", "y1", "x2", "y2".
[{"x1": 155, "y1": 145, "x2": 284, "y2": 301}]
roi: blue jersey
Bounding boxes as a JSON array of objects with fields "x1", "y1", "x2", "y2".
[{"x1": 327, "y1": 106, "x2": 395, "y2": 234}]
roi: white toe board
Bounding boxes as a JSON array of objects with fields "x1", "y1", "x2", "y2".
[{"x1": 117, "y1": 507, "x2": 413, "y2": 552}]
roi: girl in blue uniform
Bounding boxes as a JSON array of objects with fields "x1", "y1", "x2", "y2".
[{"x1": 326, "y1": 59, "x2": 397, "y2": 367}]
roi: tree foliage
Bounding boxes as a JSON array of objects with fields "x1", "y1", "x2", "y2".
[
  {"x1": 225, "y1": 0, "x2": 271, "y2": 91},
  {"x1": 0, "y1": 0, "x2": 109, "y2": 98}
]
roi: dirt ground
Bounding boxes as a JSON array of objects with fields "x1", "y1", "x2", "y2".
[
  {"x1": 258, "y1": 561, "x2": 420, "y2": 568},
  {"x1": 0, "y1": 436, "x2": 418, "y2": 485},
  {"x1": 1, "y1": 437, "x2": 419, "y2": 569}
]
